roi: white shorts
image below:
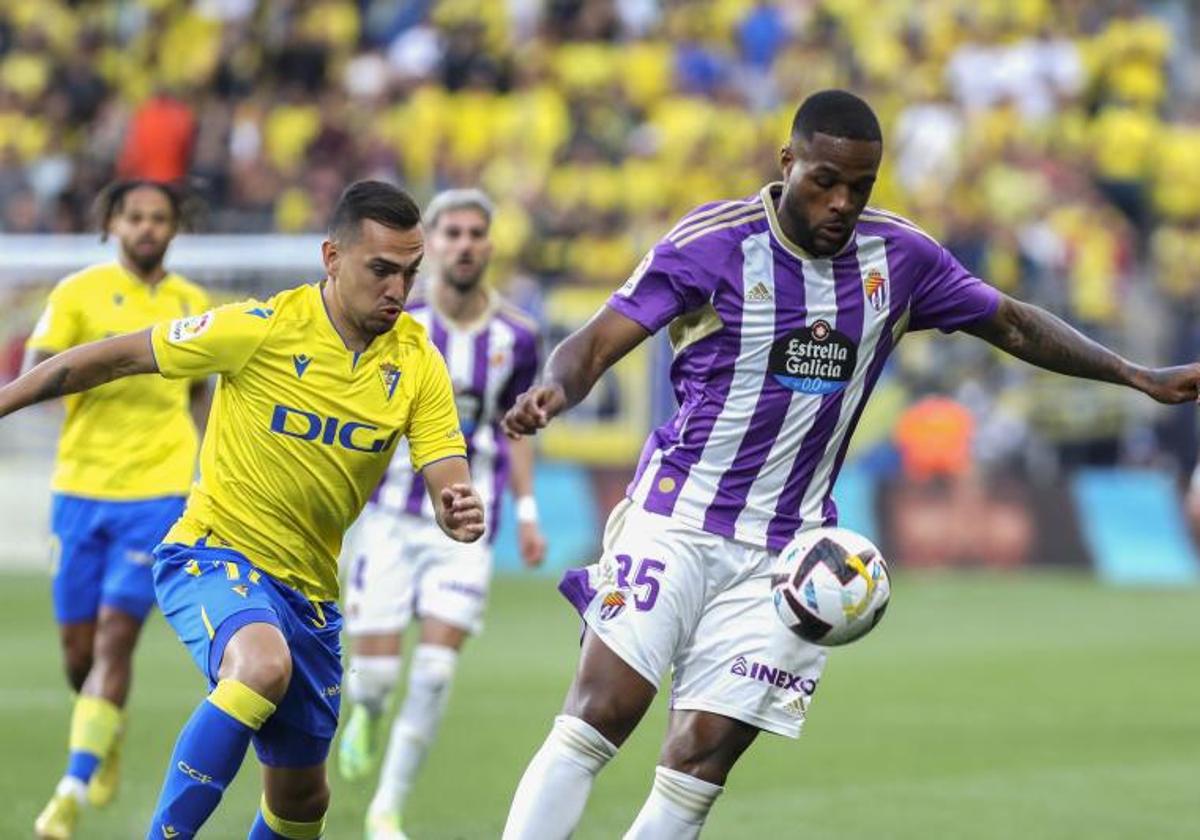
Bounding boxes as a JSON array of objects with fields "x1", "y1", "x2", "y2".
[
  {"x1": 343, "y1": 505, "x2": 492, "y2": 636},
  {"x1": 559, "y1": 500, "x2": 827, "y2": 738}
]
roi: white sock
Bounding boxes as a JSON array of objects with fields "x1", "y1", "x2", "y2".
[
  {"x1": 56, "y1": 776, "x2": 88, "y2": 805},
  {"x1": 347, "y1": 654, "x2": 402, "y2": 717},
  {"x1": 369, "y1": 644, "x2": 459, "y2": 816},
  {"x1": 502, "y1": 715, "x2": 618, "y2": 840},
  {"x1": 624, "y1": 766, "x2": 723, "y2": 839}
]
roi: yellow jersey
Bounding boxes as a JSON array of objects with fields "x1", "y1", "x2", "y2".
[
  {"x1": 26, "y1": 262, "x2": 210, "y2": 500},
  {"x1": 150, "y1": 282, "x2": 466, "y2": 600}
]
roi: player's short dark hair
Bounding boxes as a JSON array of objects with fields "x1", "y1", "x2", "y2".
[
  {"x1": 791, "y1": 89, "x2": 882, "y2": 145},
  {"x1": 94, "y1": 180, "x2": 200, "y2": 242},
  {"x1": 329, "y1": 180, "x2": 422, "y2": 243}
]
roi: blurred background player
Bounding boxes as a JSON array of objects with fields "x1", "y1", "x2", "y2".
[
  {"x1": 337, "y1": 188, "x2": 546, "y2": 840},
  {"x1": 500, "y1": 90, "x2": 1200, "y2": 840},
  {"x1": 1, "y1": 180, "x2": 486, "y2": 839},
  {"x1": 26, "y1": 180, "x2": 210, "y2": 840}
]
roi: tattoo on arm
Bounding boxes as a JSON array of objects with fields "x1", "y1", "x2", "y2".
[
  {"x1": 966, "y1": 296, "x2": 1138, "y2": 386},
  {"x1": 33, "y1": 367, "x2": 72, "y2": 402},
  {"x1": 0, "y1": 330, "x2": 157, "y2": 419}
]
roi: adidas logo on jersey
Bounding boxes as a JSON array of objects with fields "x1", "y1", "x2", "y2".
[{"x1": 746, "y1": 282, "x2": 772, "y2": 302}]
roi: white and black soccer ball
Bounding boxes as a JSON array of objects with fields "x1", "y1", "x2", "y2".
[{"x1": 772, "y1": 527, "x2": 891, "y2": 646}]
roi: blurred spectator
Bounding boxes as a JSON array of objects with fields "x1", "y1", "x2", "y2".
[
  {"x1": 117, "y1": 90, "x2": 196, "y2": 182},
  {"x1": 1, "y1": 0, "x2": 1199, "y2": 478}
]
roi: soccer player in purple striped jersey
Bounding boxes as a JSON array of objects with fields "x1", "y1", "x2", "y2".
[
  {"x1": 338, "y1": 189, "x2": 546, "y2": 840},
  {"x1": 500, "y1": 90, "x2": 1200, "y2": 839}
]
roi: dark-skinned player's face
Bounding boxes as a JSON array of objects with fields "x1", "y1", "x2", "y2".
[
  {"x1": 428, "y1": 207, "x2": 492, "y2": 290},
  {"x1": 323, "y1": 219, "x2": 424, "y2": 337},
  {"x1": 779, "y1": 132, "x2": 882, "y2": 257},
  {"x1": 109, "y1": 186, "x2": 177, "y2": 272}
]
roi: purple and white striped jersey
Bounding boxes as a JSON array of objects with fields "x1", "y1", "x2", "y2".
[
  {"x1": 610, "y1": 183, "x2": 1000, "y2": 552},
  {"x1": 372, "y1": 292, "x2": 540, "y2": 540}
]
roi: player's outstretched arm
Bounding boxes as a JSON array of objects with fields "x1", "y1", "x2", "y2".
[
  {"x1": 0, "y1": 329, "x2": 158, "y2": 420},
  {"x1": 423, "y1": 455, "x2": 486, "y2": 543},
  {"x1": 502, "y1": 306, "x2": 650, "y2": 437},
  {"x1": 964, "y1": 294, "x2": 1200, "y2": 404}
]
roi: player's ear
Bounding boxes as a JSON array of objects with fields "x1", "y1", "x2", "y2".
[
  {"x1": 321, "y1": 239, "x2": 339, "y2": 279},
  {"x1": 780, "y1": 143, "x2": 796, "y2": 178}
]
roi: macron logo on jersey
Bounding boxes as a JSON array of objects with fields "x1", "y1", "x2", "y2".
[{"x1": 293, "y1": 354, "x2": 312, "y2": 378}]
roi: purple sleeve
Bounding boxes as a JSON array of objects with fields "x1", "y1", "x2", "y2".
[
  {"x1": 908, "y1": 242, "x2": 1001, "y2": 333},
  {"x1": 606, "y1": 239, "x2": 715, "y2": 334}
]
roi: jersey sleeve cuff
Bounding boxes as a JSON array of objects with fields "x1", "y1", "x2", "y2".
[
  {"x1": 413, "y1": 450, "x2": 468, "y2": 473},
  {"x1": 23, "y1": 338, "x2": 67, "y2": 355},
  {"x1": 605, "y1": 296, "x2": 665, "y2": 334}
]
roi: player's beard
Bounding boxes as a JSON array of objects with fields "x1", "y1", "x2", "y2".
[
  {"x1": 444, "y1": 259, "x2": 486, "y2": 291},
  {"x1": 122, "y1": 241, "x2": 168, "y2": 275}
]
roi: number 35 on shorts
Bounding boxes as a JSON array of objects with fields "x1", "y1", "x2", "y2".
[{"x1": 598, "y1": 554, "x2": 665, "y2": 619}]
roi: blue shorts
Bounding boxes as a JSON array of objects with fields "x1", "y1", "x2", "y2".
[
  {"x1": 50, "y1": 493, "x2": 186, "y2": 624},
  {"x1": 153, "y1": 541, "x2": 343, "y2": 767}
]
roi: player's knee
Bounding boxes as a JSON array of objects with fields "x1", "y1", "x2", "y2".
[
  {"x1": 241, "y1": 649, "x2": 292, "y2": 703},
  {"x1": 219, "y1": 624, "x2": 293, "y2": 703},
  {"x1": 564, "y1": 682, "x2": 644, "y2": 746},
  {"x1": 659, "y1": 716, "x2": 758, "y2": 785},
  {"x1": 297, "y1": 781, "x2": 330, "y2": 821},
  {"x1": 659, "y1": 738, "x2": 737, "y2": 785},
  {"x1": 408, "y1": 643, "x2": 458, "y2": 693},
  {"x1": 61, "y1": 636, "x2": 94, "y2": 690},
  {"x1": 63, "y1": 653, "x2": 92, "y2": 692},
  {"x1": 270, "y1": 777, "x2": 329, "y2": 823},
  {"x1": 92, "y1": 617, "x2": 138, "y2": 666}
]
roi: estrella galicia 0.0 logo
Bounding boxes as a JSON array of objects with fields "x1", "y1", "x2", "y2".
[{"x1": 769, "y1": 319, "x2": 856, "y2": 394}]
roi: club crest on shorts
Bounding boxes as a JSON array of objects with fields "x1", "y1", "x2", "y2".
[
  {"x1": 598, "y1": 589, "x2": 627, "y2": 621},
  {"x1": 378, "y1": 362, "x2": 401, "y2": 400}
]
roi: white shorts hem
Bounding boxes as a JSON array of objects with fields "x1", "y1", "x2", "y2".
[
  {"x1": 669, "y1": 697, "x2": 802, "y2": 739},
  {"x1": 416, "y1": 608, "x2": 482, "y2": 637},
  {"x1": 346, "y1": 617, "x2": 410, "y2": 637}
]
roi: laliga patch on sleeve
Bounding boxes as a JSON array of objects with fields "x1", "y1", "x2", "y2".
[
  {"x1": 168, "y1": 312, "x2": 213, "y2": 343},
  {"x1": 616, "y1": 250, "x2": 654, "y2": 297}
]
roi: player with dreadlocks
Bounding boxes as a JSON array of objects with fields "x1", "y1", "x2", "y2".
[{"x1": 28, "y1": 180, "x2": 210, "y2": 839}]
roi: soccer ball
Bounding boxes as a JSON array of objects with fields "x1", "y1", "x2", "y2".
[{"x1": 772, "y1": 527, "x2": 891, "y2": 646}]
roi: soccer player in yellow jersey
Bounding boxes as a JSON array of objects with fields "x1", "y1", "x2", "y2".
[
  {"x1": 24, "y1": 180, "x2": 210, "y2": 840},
  {"x1": 1, "y1": 180, "x2": 485, "y2": 840}
]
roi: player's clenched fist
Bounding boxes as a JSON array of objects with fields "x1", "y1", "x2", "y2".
[
  {"x1": 1132, "y1": 363, "x2": 1200, "y2": 404},
  {"x1": 439, "y1": 483, "x2": 486, "y2": 543},
  {"x1": 503, "y1": 384, "x2": 568, "y2": 438}
]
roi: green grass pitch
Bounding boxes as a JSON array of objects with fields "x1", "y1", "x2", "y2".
[{"x1": 2, "y1": 570, "x2": 1198, "y2": 838}]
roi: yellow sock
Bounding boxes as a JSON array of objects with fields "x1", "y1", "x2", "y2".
[
  {"x1": 257, "y1": 794, "x2": 326, "y2": 838},
  {"x1": 68, "y1": 695, "x2": 122, "y2": 759},
  {"x1": 208, "y1": 679, "x2": 276, "y2": 730}
]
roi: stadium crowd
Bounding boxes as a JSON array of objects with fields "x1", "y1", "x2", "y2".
[{"x1": 3, "y1": 0, "x2": 1200, "y2": 473}]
